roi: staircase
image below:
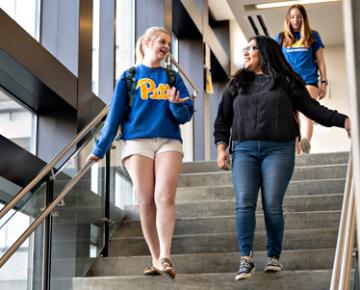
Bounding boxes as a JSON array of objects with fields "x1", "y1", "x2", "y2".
[{"x1": 73, "y1": 152, "x2": 348, "y2": 290}]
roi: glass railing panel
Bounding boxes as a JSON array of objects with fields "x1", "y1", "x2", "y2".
[
  {"x1": 0, "y1": 119, "x2": 135, "y2": 290},
  {"x1": 0, "y1": 177, "x2": 22, "y2": 205},
  {"x1": 49, "y1": 132, "x2": 106, "y2": 290},
  {"x1": 0, "y1": 204, "x2": 46, "y2": 290},
  {"x1": 108, "y1": 138, "x2": 133, "y2": 234},
  {"x1": 0, "y1": 181, "x2": 47, "y2": 239},
  {"x1": 0, "y1": 127, "x2": 101, "y2": 289},
  {"x1": 49, "y1": 130, "x2": 131, "y2": 290}
]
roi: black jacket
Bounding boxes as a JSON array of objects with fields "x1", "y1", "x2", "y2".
[{"x1": 214, "y1": 74, "x2": 347, "y2": 147}]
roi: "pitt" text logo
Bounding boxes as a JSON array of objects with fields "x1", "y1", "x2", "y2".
[{"x1": 136, "y1": 78, "x2": 170, "y2": 100}]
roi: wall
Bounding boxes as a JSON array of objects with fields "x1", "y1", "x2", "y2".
[
  {"x1": 230, "y1": 19, "x2": 247, "y2": 75},
  {"x1": 311, "y1": 45, "x2": 350, "y2": 153}
]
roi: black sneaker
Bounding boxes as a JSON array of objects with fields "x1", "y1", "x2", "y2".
[
  {"x1": 235, "y1": 257, "x2": 255, "y2": 280},
  {"x1": 264, "y1": 257, "x2": 283, "y2": 272}
]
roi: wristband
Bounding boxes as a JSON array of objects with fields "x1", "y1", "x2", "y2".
[{"x1": 321, "y1": 80, "x2": 328, "y2": 85}]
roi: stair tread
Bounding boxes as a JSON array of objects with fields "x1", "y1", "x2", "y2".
[
  {"x1": 73, "y1": 152, "x2": 350, "y2": 290},
  {"x1": 112, "y1": 227, "x2": 339, "y2": 240},
  {"x1": 181, "y1": 163, "x2": 347, "y2": 176},
  {"x1": 74, "y1": 270, "x2": 336, "y2": 290}
]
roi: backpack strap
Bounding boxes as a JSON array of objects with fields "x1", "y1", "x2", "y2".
[
  {"x1": 125, "y1": 66, "x2": 137, "y2": 107},
  {"x1": 279, "y1": 32, "x2": 284, "y2": 46}
]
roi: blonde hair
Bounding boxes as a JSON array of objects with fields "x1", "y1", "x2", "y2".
[
  {"x1": 135, "y1": 26, "x2": 170, "y2": 64},
  {"x1": 281, "y1": 4, "x2": 314, "y2": 48}
]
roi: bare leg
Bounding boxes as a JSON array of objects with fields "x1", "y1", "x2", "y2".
[
  {"x1": 124, "y1": 155, "x2": 159, "y2": 262},
  {"x1": 299, "y1": 85, "x2": 320, "y2": 142},
  {"x1": 298, "y1": 85, "x2": 320, "y2": 153},
  {"x1": 154, "y1": 151, "x2": 183, "y2": 259}
]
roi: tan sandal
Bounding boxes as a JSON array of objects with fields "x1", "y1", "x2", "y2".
[
  {"x1": 143, "y1": 264, "x2": 159, "y2": 276},
  {"x1": 153, "y1": 257, "x2": 176, "y2": 279},
  {"x1": 300, "y1": 138, "x2": 311, "y2": 154}
]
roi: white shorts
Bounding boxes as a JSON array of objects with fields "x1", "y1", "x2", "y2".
[{"x1": 121, "y1": 138, "x2": 183, "y2": 162}]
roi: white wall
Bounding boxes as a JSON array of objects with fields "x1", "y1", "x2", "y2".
[
  {"x1": 311, "y1": 45, "x2": 351, "y2": 153},
  {"x1": 229, "y1": 20, "x2": 247, "y2": 75}
]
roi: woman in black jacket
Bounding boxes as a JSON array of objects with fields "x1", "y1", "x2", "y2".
[{"x1": 214, "y1": 35, "x2": 350, "y2": 281}]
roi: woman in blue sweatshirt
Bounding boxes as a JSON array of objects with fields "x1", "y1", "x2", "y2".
[
  {"x1": 214, "y1": 35, "x2": 350, "y2": 281},
  {"x1": 275, "y1": 4, "x2": 328, "y2": 154},
  {"x1": 88, "y1": 27, "x2": 193, "y2": 279}
]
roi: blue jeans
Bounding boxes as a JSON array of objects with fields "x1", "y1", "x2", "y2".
[{"x1": 232, "y1": 140, "x2": 295, "y2": 258}]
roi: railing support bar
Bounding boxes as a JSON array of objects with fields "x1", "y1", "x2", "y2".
[
  {"x1": 330, "y1": 156, "x2": 353, "y2": 290},
  {"x1": 103, "y1": 151, "x2": 111, "y2": 257},
  {"x1": 42, "y1": 176, "x2": 54, "y2": 290},
  {"x1": 339, "y1": 182, "x2": 356, "y2": 290}
]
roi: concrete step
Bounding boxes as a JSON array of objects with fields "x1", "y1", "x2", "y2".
[
  {"x1": 51, "y1": 204, "x2": 124, "y2": 225},
  {"x1": 178, "y1": 164, "x2": 347, "y2": 187},
  {"x1": 51, "y1": 257, "x2": 94, "y2": 281},
  {"x1": 124, "y1": 193, "x2": 343, "y2": 220},
  {"x1": 73, "y1": 270, "x2": 338, "y2": 290},
  {"x1": 176, "y1": 178, "x2": 345, "y2": 202},
  {"x1": 109, "y1": 228, "x2": 338, "y2": 256},
  {"x1": 86, "y1": 248, "x2": 335, "y2": 277},
  {"x1": 113, "y1": 210, "x2": 340, "y2": 238},
  {"x1": 181, "y1": 152, "x2": 348, "y2": 173}
]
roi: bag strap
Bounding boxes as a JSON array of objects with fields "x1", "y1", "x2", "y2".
[{"x1": 125, "y1": 66, "x2": 137, "y2": 107}]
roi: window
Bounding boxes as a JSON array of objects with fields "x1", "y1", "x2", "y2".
[
  {"x1": 115, "y1": 0, "x2": 135, "y2": 79},
  {"x1": 92, "y1": 0, "x2": 100, "y2": 95},
  {"x1": 0, "y1": 0, "x2": 41, "y2": 40},
  {"x1": 0, "y1": 87, "x2": 37, "y2": 154}
]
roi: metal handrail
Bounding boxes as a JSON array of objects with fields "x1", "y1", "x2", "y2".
[
  {"x1": 0, "y1": 105, "x2": 109, "y2": 221},
  {"x1": 339, "y1": 183, "x2": 356, "y2": 290},
  {"x1": 330, "y1": 153, "x2": 356, "y2": 290},
  {"x1": 168, "y1": 54, "x2": 200, "y2": 96},
  {"x1": 0, "y1": 159, "x2": 95, "y2": 268}
]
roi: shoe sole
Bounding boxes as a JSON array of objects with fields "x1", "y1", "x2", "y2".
[
  {"x1": 143, "y1": 271, "x2": 160, "y2": 276},
  {"x1": 155, "y1": 269, "x2": 176, "y2": 280},
  {"x1": 264, "y1": 266, "x2": 282, "y2": 272},
  {"x1": 153, "y1": 267, "x2": 176, "y2": 280},
  {"x1": 235, "y1": 267, "x2": 256, "y2": 280},
  {"x1": 143, "y1": 265, "x2": 160, "y2": 276}
]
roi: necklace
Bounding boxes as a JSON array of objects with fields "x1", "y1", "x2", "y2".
[
  {"x1": 143, "y1": 65, "x2": 163, "y2": 83},
  {"x1": 144, "y1": 66, "x2": 155, "y2": 80}
]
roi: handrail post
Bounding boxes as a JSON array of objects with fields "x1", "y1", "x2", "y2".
[
  {"x1": 42, "y1": 175, "x2": 54, "y2": 290},
  {"x1": 354, "y1": 244, "x2": 359, "y2": 290},
  {"x1": 103, "y1": 151, "x2": 111, "y2": 257},
  {"x1": 339, "y1": 182, "x2": 356, "y2": 290}
]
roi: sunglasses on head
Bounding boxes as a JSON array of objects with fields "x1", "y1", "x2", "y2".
[{"x1": 242, "y1": 45, "x2": 259, "y2": 52}]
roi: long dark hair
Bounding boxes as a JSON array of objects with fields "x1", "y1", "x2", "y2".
[{"x1": 229, "y1": 35, "x2": 304, "y2": 95}]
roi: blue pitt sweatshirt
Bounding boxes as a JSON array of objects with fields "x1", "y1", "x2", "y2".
[{"x1": 92, "y1": 64, "x2": 194, "y2": 158}]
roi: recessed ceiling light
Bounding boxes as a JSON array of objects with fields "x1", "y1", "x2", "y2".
[{"x1": 255, "y1": 0, "x2": 341, "y2": 10}]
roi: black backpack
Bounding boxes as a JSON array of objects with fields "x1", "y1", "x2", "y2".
[{"x1": 125, "y1": 66, "x2": 177, "y2": 107}]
